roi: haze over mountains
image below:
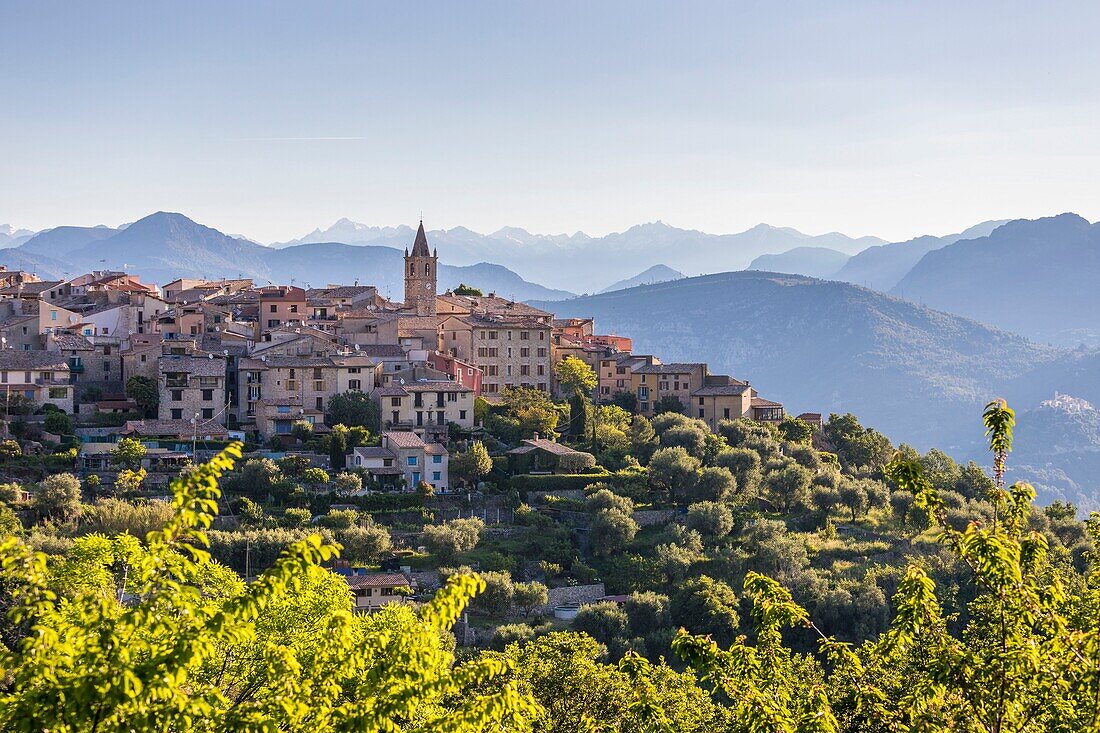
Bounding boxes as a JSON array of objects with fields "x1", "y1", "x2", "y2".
[{"x1": 274, "y1": 219, "x2": 886, "y2": 293}]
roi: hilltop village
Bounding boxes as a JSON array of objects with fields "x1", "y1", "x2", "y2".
[
  {"x1": 0, "y1": 222, "x2": 870, "y2": 631},
  {"x1": 0, "y1": 222, "x2": 800, "y2": 479}
]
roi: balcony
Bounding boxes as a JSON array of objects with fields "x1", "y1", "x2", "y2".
[{"x1": 68, "y1": 362, "x2": 84, "y2": 373}]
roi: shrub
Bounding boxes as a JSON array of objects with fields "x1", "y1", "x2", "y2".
[
  {"x1": 422, "y1": 517, "x2": 484, "y2": 561},
  {"x1": 557, "y1": 452, "x2": 597, "y2": 474}
]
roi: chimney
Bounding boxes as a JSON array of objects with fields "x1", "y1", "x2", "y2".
[{"x1": 532, "y1": 432, "x2": 539, "y2": 441}]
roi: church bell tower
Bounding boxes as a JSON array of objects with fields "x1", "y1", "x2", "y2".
[{"x1": 404, "y1": 220, "x2": 438, "y2": 316}]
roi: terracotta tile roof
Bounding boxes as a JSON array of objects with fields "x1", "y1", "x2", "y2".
[
  {"x1": 345, "y1": 572, "x2": 414, "y2": 590},
  {"x1": 0, "y1": 351, "x2": 71, "y2": 370},
  {"x1": 692, "y1": 384, "x2": 750, "y2": 397},
  {"x1": 355, "y1": 344, "x2": 407, "y2": 358},
  {"x1": 508, "y1": 438, "x2": 581, "y2": 457},
  {"x1": 384, "y1": 431, "x2": 426, "y2": 449},
  {"x1": 49, "y1": 333, "x2": 94, "y2": 351},
  {"x1": 423, "y1": 442, "x2": 448, "y2": 455},
  {"x1": 751, "y1": 397, "x2": 784, "y2": 408},
  {"x1": 158, "y1": 354, "x2": 226, "y2": 377},
  {"x1": 121, "y1": 419, "x2": 229, "y2": 437},
  {"x1": 635, "y1": 363, "x2": 706, "y2": 375}
]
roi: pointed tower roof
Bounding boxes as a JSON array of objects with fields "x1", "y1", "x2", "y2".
[{"x1": 411, "y1": 220, "x2": 431, "y2": 257}]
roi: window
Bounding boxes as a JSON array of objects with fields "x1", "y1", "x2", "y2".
[
  {"x1": 432, "y1": 471, "x2": 441, "y2": 481},
  {"x1": 267, "y1": 319, "x2": 279, "y2": 328},
  {"x1": 459, "y1": 409, "x2": 467, "y2": 420},
  {"x1": 433, "y1": 454, "x2": 442, "y2": 464},
  {"x1": 391, "y1": 397, "x2": 401, "y2": 406},
  {"x1": 289, "y1": 304, "x2": 298, "y2": 313},
  {"x1": 698, "y1": 409, "x2": 705, "y2": 418},
  {"x1": 20, "y1": 326, "x2": 27, "y2": 335},
  {"x1": 520, "y1": 347, "x2": 529, "y2": 357},
  {"x1": 277, "y1": 405, "x2": 291, "y2": 414},
  {"x1": 640, "y1": 402, "x2": 649, "y2": 412},
  {"x1": 407, "y1": 456, "x2": 418, "y2": 466},
  {"x1": 103, "y1": 361, "x2": 110, "y2": 373},
  {"x1": 316, "y1": 397, "x2": 323, "y2": 410},
  {"x1": 48, "y1": 387, "x2": 67, "y2": 399},
  {"x1": 699, "y1": 397, "x2": 705, "y2": 406},
  {"x1": 349, "y1": 379, "x2": 361, "y2": 391},
  {"x1": 348, "y1": 367, "x2": 361, "y2": 374},
  {"x1": 171, "y1": 390, "x2": 183, "y2": 402},
  {"x1": 140, "y1": 354, "x2": 146, "y2": 362},
  {"x1": 723, "y1": 408, "x2": 731, "y2": 419},
  {"x1": 171, "y1": 408, "x2": 183, "y2": 419},
  {"x1": 201, "y1": 408, "x2": 214, "y2": 419},
  {"x1": 537, "y1": 348, "x2": 547, "y2": 357},
  {"x1": 202, "y1": 389, "x2": 213, "y2": 401},
  {"x1": 50, "y1": 310, "x2": 57, "y2": 321},
  {"x1": 520, "y1": 331, "x2": 529, "y2": 340},
  {"x1": 270, "y1": 304, "x2": 277, "y2": 313}
]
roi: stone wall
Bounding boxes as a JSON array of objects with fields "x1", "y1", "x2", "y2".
[
  {"x1": 536, "y1": 583, "x2": 606, "y2": 614},
  {"x1": 633, "y1": 508, "x2": 680, "y2": 527}
]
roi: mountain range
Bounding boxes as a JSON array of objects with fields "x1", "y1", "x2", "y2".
[
  {"x1": 273, "y1": 219, "x2": 886, "y2": 293},
  {"x1": 748, "y1": 247, "x2": 850, "y2": 279},
  {"x1": 0, "y1": 224, "x2": 36, "y2": 249},
  {"x1": 600, "y1": 264, "x2": 685, "y2": 293},
  {"x1": 0, "y1": 213, "x2": 573, "y2": 301},
  {"x1": 891, "y1": 214, "x2": 1100, "y2": 345}
]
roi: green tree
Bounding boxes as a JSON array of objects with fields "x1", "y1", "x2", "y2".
[
  {"x1": 332, "y1": 471, "x2": 362, "y2": 493},
  {"x1": 555, "y1": 355, "x2": 598, "y2": 397},
  {"x1": 590, "y1": 508, "x2": 639, "y2": 558},
  {"x1": 33, "y1": 473, "x2": 82, "y2": 522},
  {"x1": 765, "y1": 464, "x2": 813, "y2": 513},
  {"x1": 778, "y1": 415, "x2": 814, "y2": 444},
  {"x1": 283, "y1": 507, "x2": 312, "y2": 528},
  {"x1": 125, "y1": 375, "x2": 159, "y2": 418},
  {"x1": 823, "y1": 412, "x2": 894, "y2": 468},
  {"x1": 336, "y1": 524, "x2": 392, "y2": 565},
  {"x1": 290, "y1": 420, "x2": 314, "y2": 442},
  {"x1": 114, "y1": 467, "x2": 148, "y2": 493},
  {"x1": 648, "y1": 446, "x2": 700, "y2": 501},
  {"x1": 627, "y1": 415, "x2": 658, "y2": 462},
  {"x1": 0, "y1": 440, "x2": 21, "y2": 459},
  {"x1": 513, "y1": 580, "x2": 549, "y2": 618},
  {"x1": 422, "y1": 517, "x2": 484, "y2": 562},
  {"x1": 326, "y1": 390, "x2": 380, "y2": 431},
  {"x1": 301, "y1": 467, "x2": 330, "y2": 486},
  {"x1": 452, "y1": 283, "x2": 483, "y2": 296},
  {"x1": 653, "y1": 395, "x2": 686, "y2": 415},
  {"x1": 671, "y1": 575, "x2": 741, "y2": 647},
  {"x1": 453, "y1": 441, "x2": 493, "y2": 485},
  {"x1": 573, "y1": 600, "x2": 630, "y2": 650},
  {"x1": 0, "y1": 443, "x2": 538, "y2": 731},
  {"x1": 471, "y1": 569, "x2": 515, "y2": 616},
  {"x1": 110, "y1": 437, "x2": 147, "y2": 471},
  {"x1": 43, "y1": 410, "x2": 72, "y2": 435},
  {"x1": 238, "y1": 457, "x2": 282, "y2": 494},
  {"x1": 685, "y1": 501, "x2": 735, "y2": 539},
  {"x1": 329, "y1": 423, "x2": 350, "y2": 469}
]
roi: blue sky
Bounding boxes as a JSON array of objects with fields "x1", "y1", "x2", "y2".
[{"x1": 2, "y1": 1, "x2": 1099, "y2": 243}]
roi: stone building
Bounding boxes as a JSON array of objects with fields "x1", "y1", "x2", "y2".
[
  {"x1": 238, "y1": 353, "x2": 375, "y2": 435},
  {"x1": 0, "y1": 350, "x2": 73, "y2": 412},
  {"x1": 158, "y1": 353, "x2": 228, "y2": 423}
]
